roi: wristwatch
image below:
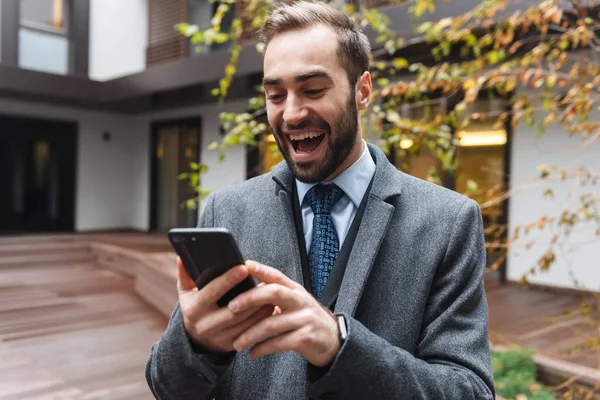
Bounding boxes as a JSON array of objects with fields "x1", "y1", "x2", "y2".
[{"x1": 336, "y1": 314, "x2": 348, "y2": 343}]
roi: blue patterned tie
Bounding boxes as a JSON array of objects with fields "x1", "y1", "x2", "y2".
[{"x1": 306, "y1": 184, "x2": 345, "y2": 299}]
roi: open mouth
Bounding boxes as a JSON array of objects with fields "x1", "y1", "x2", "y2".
[{"x1": 288, "y1": 131, "x2": 325, "y2": 154}]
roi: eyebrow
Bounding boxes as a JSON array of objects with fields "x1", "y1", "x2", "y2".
[{"x1": 262, "y1": 70, "x2": 334, "y2": 86}]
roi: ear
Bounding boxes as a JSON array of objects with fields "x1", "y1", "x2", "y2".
[{"x1": 356, "y1": 71, "x2": 372, "y2": 111}]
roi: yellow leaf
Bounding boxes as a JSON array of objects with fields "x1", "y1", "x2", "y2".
[
  {"x1": 505, "y1": 78, "x2": 516, "y2": 92},
  {"x1": 225, "y1": 64, "x2": 236, "y2": 76},
  {"x1": 463, "y1": 78, "x2": 476, "y2": 91}
]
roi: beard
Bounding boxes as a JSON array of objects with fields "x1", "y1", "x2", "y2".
[{"x1": 271, "y1": 87, "x2": 359, "y2": 183}]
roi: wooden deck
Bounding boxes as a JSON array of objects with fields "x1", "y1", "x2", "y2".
[
  {"x1": 485, "y1": 277, "x2": 600, "y2": 370},
  {"x1": 0, "y1": 232, "x2": 599, "y2": 398},
  {"x1": 0, "y1": 233, "x2": 168, "y2": 400}
]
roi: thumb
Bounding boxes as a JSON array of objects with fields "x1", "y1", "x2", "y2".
[{"x1": 177, "y1": 257, "x2": 197, "y2": 294}]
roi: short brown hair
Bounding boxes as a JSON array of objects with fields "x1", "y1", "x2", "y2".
[{"x1": 259, "y1": 1, "x2": 371, "y2": 85}]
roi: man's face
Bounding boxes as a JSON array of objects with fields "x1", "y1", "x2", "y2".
[{"x1": 263, "y1": 25, "x2": 360, "y2": 183}]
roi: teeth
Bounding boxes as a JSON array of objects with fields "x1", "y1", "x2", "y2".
[{"x1": 289, "y1": 131, "x2": 323, "y2": 141}]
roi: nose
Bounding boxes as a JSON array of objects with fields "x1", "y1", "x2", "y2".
[{"x1": 282, "y1": 94, "x2": 308, "y2": 127}]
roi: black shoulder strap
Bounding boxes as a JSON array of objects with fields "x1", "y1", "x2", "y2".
[{"x1": 320, "y1": 177, "x2": 374, "y2": 309}]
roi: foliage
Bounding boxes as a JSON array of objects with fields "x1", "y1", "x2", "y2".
[
  {"x1": 492, "y1": 347, "x2": 555, "y2": 400},
  {"x1": 177, "y1": 0, "x2": 600, "y2": 283}
]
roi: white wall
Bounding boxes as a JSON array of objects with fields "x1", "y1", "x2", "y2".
[
  {"x1": 0, "y1": 99, "x2": 149, "y2": 231},
  {"x1": 0, "y1": 98, "x2": 250, "y2": 232},
  {"x1": 137, "y1": 99, "x2": 249, "y2": 221},
  {"x1": 89, "y1": 0, "x2": 149, "y2": 81},
  {"x1": 507, "y1": 111, "x2": 600, "y2": 291}
]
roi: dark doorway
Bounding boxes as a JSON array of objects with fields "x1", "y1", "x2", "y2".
[
  {"x1": 0, "y1": 115, "x2": 77, "y2": 234},
  {"x1": 150, "y1": 118, "x2": 201, "y2": 232}
]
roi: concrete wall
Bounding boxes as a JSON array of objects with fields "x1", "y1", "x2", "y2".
[
  {"x1": 89, "y1": 0, "x2": 149, "y2": 81},
  {"x1": 0, "y1": 98, "x2": 148, "y2": 231},
  {"x1": 507, "y1": 111, "x2": 600, "y2": 291}
]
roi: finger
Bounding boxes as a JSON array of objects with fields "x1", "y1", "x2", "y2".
[
  {"x1": 177, "y1": 257, "x2": 198, "y2": 294},
  {"x1": 247, "y1": 329, "x2": 300, "y2": 359},
  {"x1": 202, "y1": 304, "x2": 265, "y2": 332},
  {"x1": 245, "y1": 260, "x2": 302, "y2": 289},
  {"x1": 233, "y1": 312, "x2": 305, "y2": 352},
  {"x1": 223, "y1": 305, "x2": 275, "y2": 341},
  {"x1": 198, "y1": 264, "x2": 250, "y2": 305},
  {"x1": 228, "y1": 283, "x2": 304, "y2": 314}
]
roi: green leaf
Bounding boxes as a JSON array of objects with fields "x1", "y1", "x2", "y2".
[
  {"x1": 207, "y1": 141, "x2": 219, "y2": 151},
  {"x1": 385, "y1": 40, "x2": 396, "y2": 54},
  {"x1": 186, "y1": 199, "x2": 197, "y2": 210},
  {"x1": 376, "y1": 78, "x2": 390, "y2": 87},
  {"x1": 214, "y1": 32, "x2": 229, "y2": 44},
  {"x1": 191, "y1": 31, "x2": 204, "y2": 44},
  {"x1": 455, "y1": 102, "x2": 467, "y2": 114},
  {"x1": 190, "y1": 162, "x2": 200, "y2": 170},
  {"x1": 393, "y1": 58, "x2": 408, "y2": 69},
  {"x1": 466, "y1": 180, "x2": 478, "y2": 192},
  {"x1": 211, "y1": 88, "x2": 220, "y2": 96}
]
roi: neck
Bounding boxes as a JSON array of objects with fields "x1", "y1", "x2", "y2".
[{"x1": 323, "y1": 136, "x2": 363, "y2": 182}]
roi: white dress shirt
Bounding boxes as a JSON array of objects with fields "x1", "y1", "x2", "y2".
[{"x1": 295, "y1": 140, "x2": 376, "y2": 253}]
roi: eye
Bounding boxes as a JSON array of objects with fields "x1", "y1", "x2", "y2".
[
  {"x1": 267, "y1": 93, "x2": 285, "y2": 103},
  {"x1": 305, "y1": 89, "x2": 325, "y2": 97}
]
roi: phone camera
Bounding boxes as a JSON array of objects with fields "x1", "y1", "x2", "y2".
[{"x1": 172, "y1": 235, "x2": 186, "y2": 243}]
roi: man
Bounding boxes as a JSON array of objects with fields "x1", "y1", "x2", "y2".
[{"x1": 146, "y1": 1, "x2": 495, "y2": 399}]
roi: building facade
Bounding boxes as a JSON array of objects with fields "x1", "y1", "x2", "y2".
[{"x1": 0, "y1": 0, "x2": 598, "y2": 291}]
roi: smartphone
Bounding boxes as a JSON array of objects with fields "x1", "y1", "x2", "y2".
[{"x1": 167, "y1": 227, "x2": 256, "y2": 307}]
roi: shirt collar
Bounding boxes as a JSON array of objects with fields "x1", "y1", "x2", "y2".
[{"x1": 296, "y1": 139, "x2": 376, "y2": 208}]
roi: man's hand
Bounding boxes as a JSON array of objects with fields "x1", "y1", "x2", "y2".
[
  {"x1": 177, "y1": 257, "x2": 276, "y2": 353},
  {"x1": 228, "y1": 260, "x2": 341, "y2": 367}
]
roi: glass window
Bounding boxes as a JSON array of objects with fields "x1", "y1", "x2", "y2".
[
  {"x1": 19, "y1": 28, "x2": 69, "y2": 75},
  {"x1": 391, "y1": 101, "x2": 444, "y2": 184},
  {"x1": 18, "y1": 0, "x2": 69, "y2": 75},
  {"x1": 455, "y1": 119, "x2": 507, "y2": 224},
  {"x1": 20, "y1": 0, "x2": 67, "y2": 30}
]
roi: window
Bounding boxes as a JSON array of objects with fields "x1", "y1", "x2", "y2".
[
  {"x1": 390, "y1": 101, "x2": 445, "y2": 184},
  {"x1": 18, "y1": 0, "x2": 70, "y2": 75},
  {"x1": 455, "y1": 100, "x2": 508, "y2": 226},
  {"x1": 188, "y1": 0, "x2": 235, "y2": 55}
]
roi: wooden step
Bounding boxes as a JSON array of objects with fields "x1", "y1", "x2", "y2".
[
  {"x1": 0, "y1": 249, "x2": 94, "y2": 267},
  {"x1": 133, "y1": 254, "x2": 178, "y2": 318},
  {"x1": 0, "y1": 241, "x2": 89, "y2": 258}
]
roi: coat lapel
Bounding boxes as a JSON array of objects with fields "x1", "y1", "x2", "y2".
[
  {"x1": 334, "y1": 144, "x2": 404, "y2": 317},
  {"x1": 271, "y1": 162, "x2": 304, "y2": 286}
]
